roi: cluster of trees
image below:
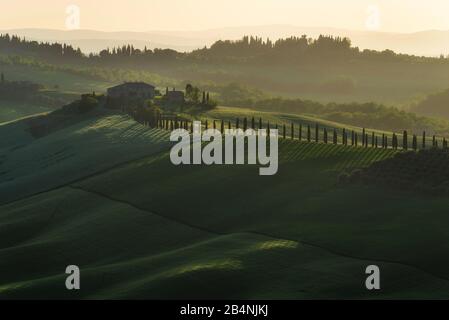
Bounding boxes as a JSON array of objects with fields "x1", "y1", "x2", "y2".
[
  {"x1": 97, "y1": 46, "x2": 180, "y2": 61},
  {"x1": 61, "y1": 93, "x2": 100, "y2": 114},
  {"x1": 0, "y1": 34, "x2": 83, "y2": 60},
  {"x1": 184, "y1": 84, "x2": 216, "y2": 109},
  {"x1": 126, "y1": 100, "x2": 161, "y2": 127},
  {"x1": 190, "y1": 35, "x2": 355, "y2": 62}
]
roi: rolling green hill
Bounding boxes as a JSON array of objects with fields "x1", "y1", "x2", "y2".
[{"x1": 2, "y1": 110, "x2": 449, "y2": 299}]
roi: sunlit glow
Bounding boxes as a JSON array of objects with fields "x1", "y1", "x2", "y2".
[{"x1": 0, "y1": 0, "x2": 448, "y2": 33}]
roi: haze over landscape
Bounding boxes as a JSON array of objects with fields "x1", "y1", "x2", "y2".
[
  {"x1": 1, "y1": 0, "x2": 449, "y2": 56},
  {"x1": 3, "y1": 26, "x2": 449, "y2": 57}
]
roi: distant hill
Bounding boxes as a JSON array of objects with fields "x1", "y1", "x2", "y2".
[{"x1": 2, "y1": 25, "x2": 449, "y2": 56}]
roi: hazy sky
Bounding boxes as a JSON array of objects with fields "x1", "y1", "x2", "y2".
[{"x1": 2, "y1": 0, "x2": 449, "y2": 33}]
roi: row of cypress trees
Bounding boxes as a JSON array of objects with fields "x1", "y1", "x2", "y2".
[{"x1": 150, "y1": 115, "x2": 448, "y2": 151}]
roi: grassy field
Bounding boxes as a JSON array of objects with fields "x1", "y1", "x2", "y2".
[{"x1": 2, "y1": 109, "x2": 449, "y2": 299}]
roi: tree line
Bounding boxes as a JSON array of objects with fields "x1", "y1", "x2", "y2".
[
  {"x1": 129, "y1": 112, "x2": 448, "y2": 152},
  {"x1": 2, "y1": 33, "x2": 449, "y2": 67}
]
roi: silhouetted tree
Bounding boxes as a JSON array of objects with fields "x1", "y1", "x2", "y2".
[
  {"x1": 423, "y1": 131, "x2": 426, "y2": 149},
  {"x1": 403, "y1": 130, "x2": 408, "y2": 150},
  {"x1": 362, "y1": 128, "x2": 366, "y2": 146}
]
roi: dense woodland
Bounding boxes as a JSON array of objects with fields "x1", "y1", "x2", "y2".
[{"x1": 2, "y1": 33, "x2": 449, "y2": 66}]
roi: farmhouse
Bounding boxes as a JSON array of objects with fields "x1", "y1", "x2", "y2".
[
  {"x1": 166, "y1": 89, "x2": 185, "y2": 103},
  {"x1": 107, "y1": 82, "x2": 155, "y2": 99}
]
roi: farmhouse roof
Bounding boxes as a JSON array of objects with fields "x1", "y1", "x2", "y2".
[{"x1": 109, "y1": 82, "x2": 155, "y2": 89}]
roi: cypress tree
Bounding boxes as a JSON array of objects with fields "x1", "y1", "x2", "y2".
[
  {"x1": 299, "y1": 124, "x2": 302, "y2": 141},
  {"x1": 362, "y1": 128, "x2": 366, "y2": 146},
  {"x1": 307, "y1": 125, "x2": 311, "y2": 142},
  {"x1": 228, "y1": 120, "x2": 231, "y2": 130},
  {"x1": 412, "y1": 134, "x2": 418, "y2": 151},
  {"x1": 365, "y1": 134, "x2": 368, "y2": 148},
  {"x1": 236, "y1": 118, "x2": 240, "y2": 129},
  {"x1": 342, "y1": 128, "x2": 346, "y2": 145},
  {"x1": 213, "y1": 120, "x2": 216, "y2": 130},
  {"x1": 243, "y1": 117, "x2": 247, "y2": 131},
  {"x1": 251, "y1": 117, "x2": 255, "y2": 130},
  {"x1": 221, "y1": 120, "x2": 224, "y2": 134},
  {"x1": 375, "y1": 136, "x2": 378, "y2": 148},
  {"x1": 259, "y1": 117, "x2": 262, "y2": 130},
  {"x1": 433, "y1": 135, "x2": 436, "y2": 148},
  {"x1": 333, "y1": 128, "x2": 337, "y2": 144},
  {"x1": 372, "y1": 132, "x2": 375, "y2": 148},
  {"x1": 351, "y1": 131, "x2": 355, "y2": 146},
  {"x1": 283, "y1": 124, "x2": 286, "y2": 139},
  {"x1": 291, "y1": 123, "x2": 294, "y2": 140},
  {"x1": 323, "y1": 128, "x2": 328, "y2": 144},
  {"x1": 267, "y1": 121, "x2": 271, "y2": 136},
  {"x1": 354, "y1": 133, "x2": 358, "y2": 146},
  {"x1": 205, "y1": 120, "x2": 208, "y2": 130},
  {"x1": 403, "y1": 130, "x2": 408, "y2": 150},
  {"x1": 423, "y1": 131, "x2": 426, "y2": 149},
  {"x1": 315, "y1": 123, "x2": 319, "y2": 143}
]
